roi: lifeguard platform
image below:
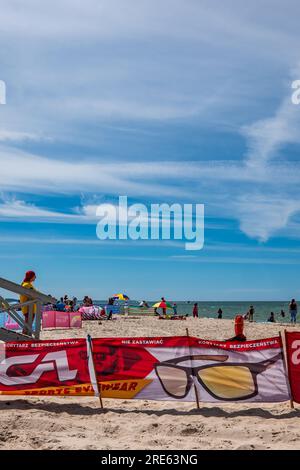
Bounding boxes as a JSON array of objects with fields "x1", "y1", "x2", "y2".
[{"x1": 0, "y1": 277, "x2": 56, "y2": 342}]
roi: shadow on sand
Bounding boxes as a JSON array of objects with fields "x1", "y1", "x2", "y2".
[{"x1": 0, "y1": 399, "x2": 298, "y2": 420}]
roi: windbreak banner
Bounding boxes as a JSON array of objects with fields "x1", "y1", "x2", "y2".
[
  {"x1": 0, "y1": 335, "x2": 290, "y2": 402},
  {"x1": 0, "y1": 339, "x2": 93, "y2": 396},
  {"x1": 91, "y1": 336, "x2": 290, "y2": 402},
  {"x1": 91, "y1": 336, "x2": 192, "y2": 400},
  {"x1": 284, "y1": 331, "x2": 300, "y2": 403}
]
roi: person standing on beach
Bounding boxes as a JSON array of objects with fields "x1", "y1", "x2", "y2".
[
  {"x1": 161, "y1": 297, "x2": 167, "y2": 316},
  {"x1": 20, "y1": 270, "x2": 37, "y2": 335},
  {"x1": 217, "y1": 308, "x2": 223, "y2": 319},
  {"x1": 193, "y1": 302, "x2": 199, "y2": 318},
  {"x1": 248, "y1": 305, "x2": 255, "y2": 322},
  {"x1": 124, "y1": 300, "x2": 129, "y2": 316},
  {"x1": 56, "y1": 297, "x2": 66, "y2": 311},
  {"x1": 173, "y1": 303, "x2": 178, "y2": 316},
  {"x1": 289, "y1": 299, "x2": 298, "y2": 324}
]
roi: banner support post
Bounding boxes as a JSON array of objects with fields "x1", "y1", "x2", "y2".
[
  {"x1": 186, "y1": 328, "x2": 200, "y2": 410},
  {"x1": 87, "y1": 334, "x2": 104, "y2": 409},
  {"x1": 279, "y1": 330, "x2": 294, "y2": 409}
]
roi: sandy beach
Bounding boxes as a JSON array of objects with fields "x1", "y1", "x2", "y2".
[{"x1": 0, "y1": 317, "x2": 299, "y2": 450}]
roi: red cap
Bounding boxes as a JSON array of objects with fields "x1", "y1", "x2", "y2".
[{"x1": 23, "y1": 271, "x2": 36, "y2": 283}]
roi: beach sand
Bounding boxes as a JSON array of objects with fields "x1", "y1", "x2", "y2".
[{"x1": 0, "y1": 317, "x2": 299, "y2": 450}]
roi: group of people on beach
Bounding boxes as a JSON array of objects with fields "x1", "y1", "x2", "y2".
[
  {"x1": 192, "y1": 305, "x2": 223, "y2": 319},
  {"x1": 55, "y1": 295, "x2": 78, "y2": 312},
  {"x1": 153, "y1": 300, "x2": 223, "y2": 319},
  {"x1": 265, "y1": 299, "x2": 298, "y2": 324},
  {"x1": 55, "y1": 294, "x2": 98, "y2": 311},
  {"x1": 154, "y1": 299, "x2": 299, "y2": 324},
  {"x1": 241, "y1": 300, "x2": 298, "y2": 324}
]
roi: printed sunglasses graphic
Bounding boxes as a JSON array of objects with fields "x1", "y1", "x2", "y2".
[{"x1": 154, "y1": 353, "x2": 282, "y2": 401}]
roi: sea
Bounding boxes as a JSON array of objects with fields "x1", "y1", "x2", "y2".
[
  {"x1": 93, "y1": 300, "x2": 291, "y2": 323},
  {"x1": 2, "y1": 299, "x2": 293, "y2": 324}
]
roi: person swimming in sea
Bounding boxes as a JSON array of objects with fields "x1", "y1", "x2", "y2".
[{"x1": 267, "y1": 312, "x2": 276, "y2": 323}]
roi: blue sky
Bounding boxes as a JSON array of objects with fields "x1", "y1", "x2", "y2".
[{"x1": 0, "y1": 0, "x2": 300, "y2": 300}]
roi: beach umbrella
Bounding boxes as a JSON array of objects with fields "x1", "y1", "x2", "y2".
[
  {"x1": 152, "y1": 301, "x2": 173, "y2": 309},
  {"x1": 112, "y1": 293, "x2": 130, "y2": 301}
]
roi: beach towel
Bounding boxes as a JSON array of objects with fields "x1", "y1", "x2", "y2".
[
  {"x1": 158, "y1": 316, "x2": 187, "y2": 320},
  {"x1": 79, "y1": 305, "x2": 103, "y2": 320}
]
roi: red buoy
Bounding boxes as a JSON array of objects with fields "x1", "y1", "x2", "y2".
[{"x1": 235, "y1": 315, "x2": 244, "y2": 337}]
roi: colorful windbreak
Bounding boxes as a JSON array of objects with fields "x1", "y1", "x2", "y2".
[{"x1": 0, "y1": 335, "x2": 290, "y2": 403}]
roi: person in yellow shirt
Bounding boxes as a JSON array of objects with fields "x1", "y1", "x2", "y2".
[{"x1": 20, "y1": 270, "x2": 37, "y2": 334}]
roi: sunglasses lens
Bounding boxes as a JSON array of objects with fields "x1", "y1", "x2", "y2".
[
  {"x1": 198, "y1": 366, "x2": 255, "y2": 399},
  {"x1": 156, "y1": 365, "x2": 188, "y2": 398}
]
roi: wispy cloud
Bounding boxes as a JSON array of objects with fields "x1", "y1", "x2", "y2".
[
  {"x1": 233, "y1": 194, "x2": 300, "y2": 241},
  {"x1": 234, "y1": 65, "x2": 300, "y2": 240},
  {"x1": 0, "y1": 198, "x2": 81, "y2": 222},
  {"x1": 0, "y1": 147, "x2": 191, "y2": 198},
  {"x1": 0, "y1": 130, "x2": 47, "y2": 142},
  {"x1": 242, "y1": 97, "x2": 300, "y2": 169},
  {"x1": 1, "y1": 139, "x2": 300, "y2": 241}
]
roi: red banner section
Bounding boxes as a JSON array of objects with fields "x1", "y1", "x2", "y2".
[
  {"x1": 0, "y1": 335, "x2": 291, "y2": 402},
  {"x1": 91, "y1": 336, "x2": 189, "y2": 399},
  {"x1": 189, "y1": 336, "x2": 282, "y2": 351},
  {"x1": 285, "y1": 331, "x2": 300, "y2": 403},
  {"x1": 0, "y1": 339, "x2": 93, "y2": 396},
  {"x1": 91, "y1": 335, "x2": 290, "y2": 402}
]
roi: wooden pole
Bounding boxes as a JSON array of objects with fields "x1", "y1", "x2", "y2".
[
  {"x1": 27, "y1": 303, "x2": 34, "y2": 337},
  {"x1": 87, "y1": 334, "x2": 104, "y2": 409},
  {"x1": 186, "y1": 328, "x2": 200, "y2": 409},
  {"x1": 0, "y1": 296, "x2": 26, "y2": 330},
  {"x1": 35, "y1": 301, "x2": 42, "y2": 340},
  {"x1": 279, "y1": 330, "x2": 294, "y2": 409}
]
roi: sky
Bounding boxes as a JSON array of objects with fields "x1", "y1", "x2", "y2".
[{"x1": 0, "y1": 0, "x2": 300, "y2": 300}]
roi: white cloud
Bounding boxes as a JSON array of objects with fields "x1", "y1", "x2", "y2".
[
  {"x1": 242, "y1": 96, "x2": 300, "y2": 169},
  {"x1": 232, "y1": 65, "x2": 300, "y2": 240},
  {"x1": 233, "y1": 195, "x2": 300, "y2": 242},
  {"x1": 43, "y1": 97, "x2": 201, "y2": 121},
  {"x1": 0, "y1": 1, "x2": 298, "y2": 57},
  {"x1": 0, "y1": 130, "x2": 46, "y2": 142},
  {"x1": 1, "y1": 145, "x2": 300, "y2": 195},
  {"x1": 0, "y1": 147, "x2": 198, "y2": 198},
  {"x1": 0, "y1": 199, "x2": 79, "y2": 221}
]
